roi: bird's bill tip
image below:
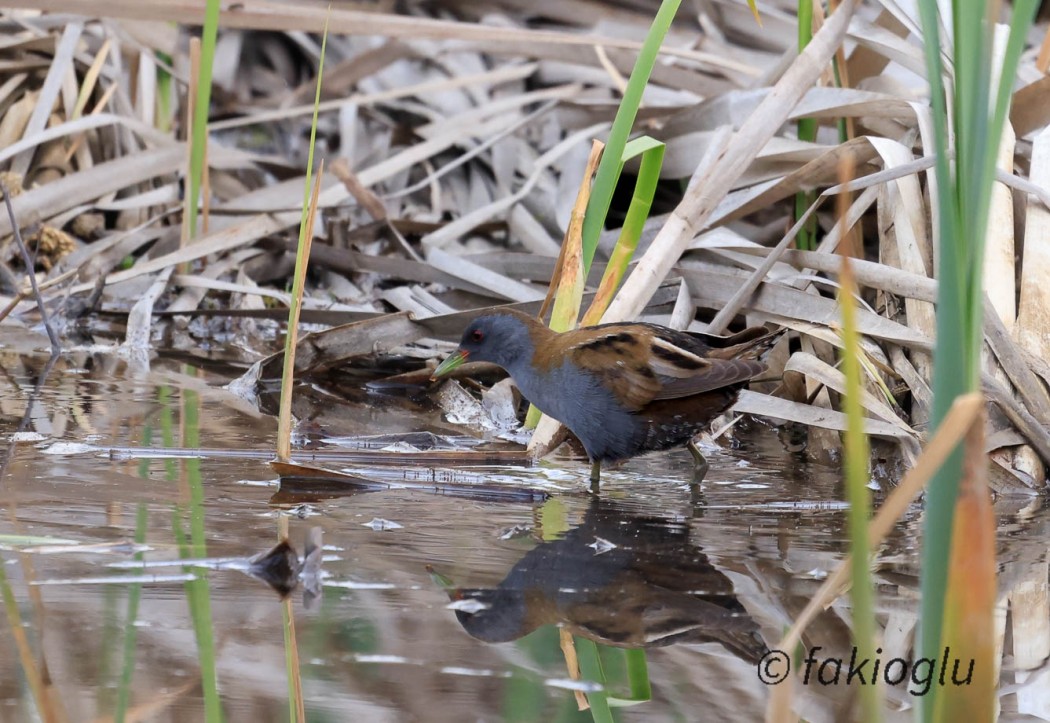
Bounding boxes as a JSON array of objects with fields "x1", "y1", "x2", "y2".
[{"x1": 431, "y1": 349, "x2": 469, "y2": 380}]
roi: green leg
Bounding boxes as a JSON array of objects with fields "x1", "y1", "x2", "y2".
[
  {"x1": 590, "y1": 461, "x2": 601, "y2": 494},
  {"x1": 687, "y1": 441, "x2": 709, "y2": 484}
]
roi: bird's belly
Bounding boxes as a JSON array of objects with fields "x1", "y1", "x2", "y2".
[
  {"x1": 514, "y1": 362, "x2": 641, "y2": 463},
  {"x1": 516, "y1": 366, "x2": 741, "y2": 462}
]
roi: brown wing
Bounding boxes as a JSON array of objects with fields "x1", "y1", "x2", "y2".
[
  {"x1": 556, "y1": 326, "x2": 766, "y2": 411},
  {"x1": 652, "y1": 358, "x2": 767, "y2": 399},
  {"x1": 646, "y1": 335, "x2": 765, "y2": 399},
  {"x1": 552, "y1": 326, "x2": 662, "y2": 411}
]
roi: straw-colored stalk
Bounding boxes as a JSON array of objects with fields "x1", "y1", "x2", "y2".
[
  {"x1": 559, "y1": 628, "x2": 589, "y2": 711},
  {"x1": 279, "y1": 515, "x2": 305, "y2": 723},
  {"x1": 276, "y1": 160, "x2": 324, "y2": 462},
  {"x1": 184, "y1": 0, "x2": 220, "y2": 240},
  {"x1": 274, "y1": 12, "x2": 330, "y2": 462}
]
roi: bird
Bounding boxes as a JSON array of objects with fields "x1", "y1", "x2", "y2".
[{"x1": 431, "y1": 307, "x2": 772, "y2": 488}]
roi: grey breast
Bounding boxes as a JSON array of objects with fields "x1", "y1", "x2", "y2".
[{"x1": 512, "y1": 358, "x2": 640, "y2": 462}]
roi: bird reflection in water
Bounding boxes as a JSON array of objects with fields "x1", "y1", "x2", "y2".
[{"x1": 435, "y1": 498, "x2": 767, "y2": 664}]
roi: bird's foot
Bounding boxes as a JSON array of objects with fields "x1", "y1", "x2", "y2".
[{"x1": 589, "y1": 461, "x2": 601, "y2": 494}]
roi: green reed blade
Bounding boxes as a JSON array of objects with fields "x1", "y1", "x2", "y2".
[
  {"x1": 915, "y1": 1, "x2": 1037, "y2": 720},
  {"x1": 794, "y1": 0, "x2": 817, "y2": 251},
  {"x1": 839, "y1": 256, "x2": 880, "y2": 722},
  {"x1": 582, "y1": 136, "x2": 664, "y2": 325},
  {"x1": 185, "y1": 0, "x2": 220, "y2": 240},
  {"x1": 580, "y1": 0, "x2": 682, "y2": 275},
  {"x1": 575, "y1": 637, "x2": 614, "y2": 723}
]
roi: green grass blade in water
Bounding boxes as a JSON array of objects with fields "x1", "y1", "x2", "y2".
[
  {"x1": 839, "y1": 254, "x2": 880, "y2": 722},
  {"x1": 580, "y1": 0, "x2": 682, "y2": 274}
]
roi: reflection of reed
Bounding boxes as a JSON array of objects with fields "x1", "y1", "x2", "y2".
[{"x1": 438, "y1": 497, "x2": 768, "y2": 663}]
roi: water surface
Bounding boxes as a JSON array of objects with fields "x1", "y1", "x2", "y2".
[{"x1": 0, "y1": 348, "x2": 1046, "y2": 722}]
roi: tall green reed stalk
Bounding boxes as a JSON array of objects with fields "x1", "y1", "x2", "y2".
[
  {"x1": 836, "y1": 157, "x2": 879, "y2": 722},
  {"x1": 915, "y1": 1, "x2": 1037, "y2": 720},
  {"x1": 169, "y1": 0, "x2": 218, "y2": 690},
  {"x1": 275, "y1": 16, "x2": 329, "y2": 462},
  {"x1": 185, "y1": 0, "x2": 221, "y2": 240},
  {"x1": 273, "y1": 15, "x2": 330, "y2": 722},
  {"x1": 794, "y1": 0, "x2": 817, "y2": 251}
]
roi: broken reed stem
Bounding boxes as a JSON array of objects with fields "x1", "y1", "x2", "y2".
[
  {"x1": 537, "y1": 139, "x2": 604, "y2": 323},
  {"x1": 559, "y1": 628, "x2": 589, "y2": 711},
  {"x1": 526, "y1": 140, "x2": 603, "y2": 431},
  {"x1": 275, "y1": 159, "x2": 324, "y2": 462},
  {"x1": 1, "y1": 181, "x2": 60, "y2": 356}
]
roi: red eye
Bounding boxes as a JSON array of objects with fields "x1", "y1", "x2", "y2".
[{"x1": 471, "y1": 329, "x2": 484, "y2": 342}]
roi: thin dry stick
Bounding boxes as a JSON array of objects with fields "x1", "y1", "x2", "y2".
[
  {"x1": 276, "y1": 159, "x2": 324, "y2": 462},
  {"x1": 0, "y1": 291, "x2": 27, "y2": 326},
  {"x1": 705, "y1": 195, "x2": 826, "y2": 334},
  {"x1": 331, "y1": 157, "x2": 427, "y2": 262},
  {"x1": 594, "y1": 45, "x2": 628, "y2": 96},
  {"x1": 1, "y1": 181, "x2": 60, "y2": 355},
  {"x1": 202, "y1": 142, "x2": 211, "y2": 235},
  {"x1": 330, "y1": 157, "x2": 388, "y2": 222},
  {"x1": 558, "y1": 629, "x2": 589, "y2": 711}
]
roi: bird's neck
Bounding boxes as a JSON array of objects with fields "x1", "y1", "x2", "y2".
[{"x1": 501, "y1": 320, "x2": 572, "y2": 416}]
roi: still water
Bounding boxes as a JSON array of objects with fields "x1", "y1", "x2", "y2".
[{"x1": 1, "y1": 349, "x2": 1047, "y2": 722}]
